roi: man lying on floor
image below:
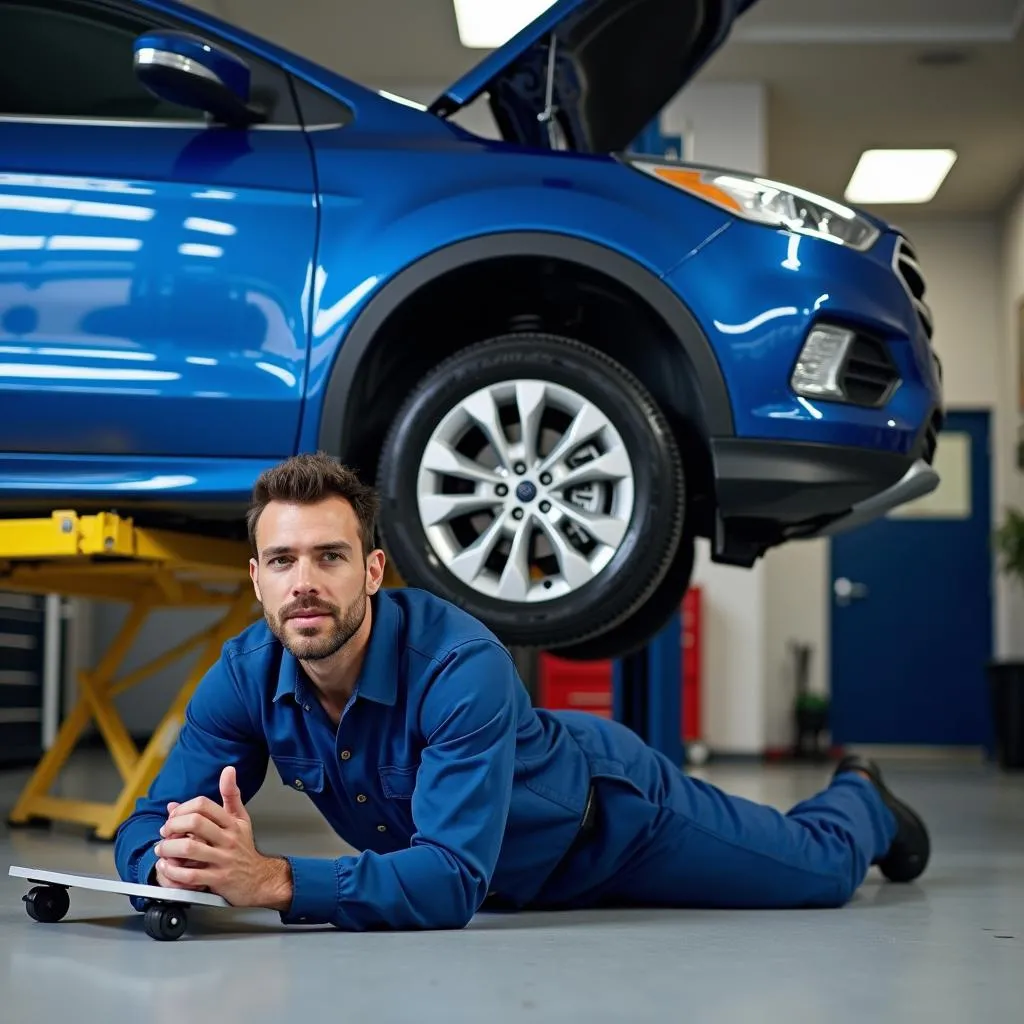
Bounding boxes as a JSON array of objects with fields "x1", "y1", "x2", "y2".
[{"x1": 114, "y1": 453, "x2": 931, "y2": 930}]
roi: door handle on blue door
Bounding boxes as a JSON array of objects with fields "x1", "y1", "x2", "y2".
[{"x1": 833, "y1": 577, "x2": 868, "y2": 606}]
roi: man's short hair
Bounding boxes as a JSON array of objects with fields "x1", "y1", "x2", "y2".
[{"x1": 246, "y1": 452, "x2": 380, "y2": 558}]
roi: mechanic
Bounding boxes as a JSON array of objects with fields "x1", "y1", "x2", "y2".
[{"x1": 114, "y1": 452, "x2": 931, "y2": 930}]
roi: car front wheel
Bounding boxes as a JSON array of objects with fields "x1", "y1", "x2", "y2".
[{"x1": 376, "y1": 333, "x2": 686, "y2": 650}]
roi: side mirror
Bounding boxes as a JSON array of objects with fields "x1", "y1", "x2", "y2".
[{"x1": 132, "y1": 30, "x2": 265, "y2": 126}]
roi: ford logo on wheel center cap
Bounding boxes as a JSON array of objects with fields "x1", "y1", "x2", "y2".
[{"x1": 516, "y1": 481, "x2": 537, "y2": 502}]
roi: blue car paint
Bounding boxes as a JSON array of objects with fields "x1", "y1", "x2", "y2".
[
  {"x1": 0, "y1": 453, "x2": 275, "y2": 504},
  {"x1": 0, "y1": 0, "x2": 942, "y2": 515},
  {"x1": 295, "y1": 137, "x2": 736, "y2": 453},
  {"x1": 0, "y1": 118, "x2": 317, "y2": 458}
]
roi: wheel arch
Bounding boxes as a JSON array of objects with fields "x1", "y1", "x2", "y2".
[{"x1": 315, "y1": 232, "x2": 736, "y2": 467}]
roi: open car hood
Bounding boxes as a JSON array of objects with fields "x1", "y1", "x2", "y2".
[{"x1": 430, "y1": 0, "x2": 761, "y2": 153}]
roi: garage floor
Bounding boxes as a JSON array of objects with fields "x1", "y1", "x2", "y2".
[{"x1": 1, "y1": 752, "x2": 1020, "y2": 1023}]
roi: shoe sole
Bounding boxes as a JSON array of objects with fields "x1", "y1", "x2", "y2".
[{"x1": 877, "y1": 789, "x2": 930, "y2": 883}]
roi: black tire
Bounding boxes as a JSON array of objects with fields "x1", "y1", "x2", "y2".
[
  {"x1": 377, "y1": 333, "x2": 686, "y2": 649},
  {"x1": 549, "y1": 528, "x2": 696, "y2": 661},
  {"x1": 144, "y1": 903, "x2": 188, "y2": 941},
  {"x1": 24, "y1": 885, "x2": 69, "y2": 923}
]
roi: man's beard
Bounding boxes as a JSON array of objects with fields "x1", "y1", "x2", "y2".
[{"x1": 266, "y1": 591, "x2": 367, "y2": 661}]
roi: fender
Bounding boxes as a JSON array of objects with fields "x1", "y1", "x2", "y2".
[{"x1": 315, "y1": 231, "x2": 735, "y2": 455}]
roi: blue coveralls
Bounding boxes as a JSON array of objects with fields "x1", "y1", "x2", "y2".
[{"x1": 114, "y1": 587, "x2": 898, "y2": 930}]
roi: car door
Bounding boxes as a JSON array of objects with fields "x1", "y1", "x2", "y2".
[{"x1": 0, "y1": 0, "x2": 319, "y2": 459}]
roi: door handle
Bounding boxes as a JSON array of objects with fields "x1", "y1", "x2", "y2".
[{"x1": 833, "y1": 576, "x2": 868, "y2": 606}]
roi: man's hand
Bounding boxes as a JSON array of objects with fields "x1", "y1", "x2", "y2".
[
  {"x1": 153, "y1": 800, "x2": 211, "y2": 892},
  {"x1": 153, "y1": 766, "x2": 293, "y2": 911}
]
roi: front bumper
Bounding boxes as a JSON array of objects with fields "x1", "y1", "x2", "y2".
[
  {"x1": 709, "y1": 422, "x2": 940, "y2": 562},
  {"x1": 812, "y1": 457, "x2": 938, "y2": 537},
  {"x1": 711, "y1": 438, "x2": 919, "y2": 523}
]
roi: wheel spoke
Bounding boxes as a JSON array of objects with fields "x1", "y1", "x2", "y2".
[
  {"x1": 421, "y1": 440, "x2": 504, "y2": 486},
  {"x1": 537, "y1": 401, "x2": 608, "y2": 474},
  {"x1": 554, "y1": 444, "x2": 632, "y2": 490},
  {"x1": 448, "y1": 512, "x2": 509, "y2": 585},
  {"x1": 417, "y1": 373, "x2": 637, "y2": 605},
  {"x1": 462, "y1": 388, "x2": 514, "y2": 472},
  {"x1": 514, "y1": 381, "x2": 547, "y2": 468},
  {"x1": 550, "y1": 497, "x2": 628, "y2": 549},
  {"x1": 419, "y1": 493, "x2": 500, "y2": 526},
  {"x1": 497, "y1": 513, "x2": 535, "y2": 601},
  {"x1": 535, "y1": 515, "x2": 598, "y2": 589}
]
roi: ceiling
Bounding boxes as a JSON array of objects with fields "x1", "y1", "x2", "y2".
[{"x1": 190, "y1": 0, "x2": 1024, "y2": 220}]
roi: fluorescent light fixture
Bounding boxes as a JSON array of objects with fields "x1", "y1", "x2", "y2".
[
  {"x1": 844, "y1": 149, "x2": 957, "y2": 204},
  {"x1": 453, "y1": 0, "x2": 556, "y2": 48}
]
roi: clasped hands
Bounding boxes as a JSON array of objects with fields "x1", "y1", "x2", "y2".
[{"x1": 153, "y1": 764, "x2": 292, "y2": 911}]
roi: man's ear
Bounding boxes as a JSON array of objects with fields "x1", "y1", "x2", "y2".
[
  {"x1": 366, "y1": 548, "x2": 386, "y2": 595},
  {"x1": 249, "y1": 557, "x2": 262, "y2": 602}
]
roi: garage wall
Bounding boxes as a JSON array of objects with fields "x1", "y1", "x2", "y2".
[
  {"x1": 996, "y1": 180, "x2": 1024, "y2": 658},
  {"x1": 662, "y1": 83, "x2": 772, "y2": 754},
  {"x1": 761, "y1": 216, "x2": 1004, "y2": 752}
]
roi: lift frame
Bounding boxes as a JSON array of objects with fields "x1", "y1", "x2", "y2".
[{"x1": 1, "y1": 510, "x2": 259, "y2": 840}]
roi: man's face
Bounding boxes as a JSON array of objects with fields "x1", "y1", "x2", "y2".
[{"x1": 249, "y1": 497, "x2": 385, "y2": 661}]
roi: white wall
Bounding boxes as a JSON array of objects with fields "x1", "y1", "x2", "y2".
[
  {"x1": 895, "y1": 219, "x2": 1002, "y2": 409},
  {"x1": 661, "y1": 81, "x2": 767, "y2": 176},
  {"x1": 760, "y1": 217, "x2": 1004, "y2": 751},
  {"x1": 660, "y1": 83, "x2": 771, "y2": 754},
  {"x1": 996, "y1": 181, "x2": 1024, "y2": 658}
]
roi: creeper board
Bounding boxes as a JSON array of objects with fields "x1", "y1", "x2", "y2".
[{"x1": 9, "y1": 864, "x2": 229, "y2": 940}]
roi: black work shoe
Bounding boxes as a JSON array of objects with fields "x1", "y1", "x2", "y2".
[{"x1": 833, "y1": 754, "x2": 930, "y2": 883}]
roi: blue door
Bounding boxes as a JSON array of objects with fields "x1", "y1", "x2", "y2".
[
  {"x1": 829, "y1": 410, "x2": 993, "y2": 747},
  {"x1": 0, "y1": 0, "x2": 317, "y2": 458}
]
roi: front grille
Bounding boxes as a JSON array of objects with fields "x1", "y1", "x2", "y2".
[
  {"x1": 839, "y1": 336, "x2": 900, "y2": 406},
  {"x1": 892, "y1": 236, "x2": 934, "y2": 339},
  {"x1": 921, "y1": 411, "x2": 942, "y2": 465}
]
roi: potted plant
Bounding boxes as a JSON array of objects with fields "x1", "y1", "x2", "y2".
[{"x1": 988, "y1": 507, "x2": 1024, "y2": 769}]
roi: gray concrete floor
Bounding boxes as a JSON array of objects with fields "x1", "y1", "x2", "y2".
[{"x1": 0, "y1": 751, "x2": 1021, "y2": 1023}]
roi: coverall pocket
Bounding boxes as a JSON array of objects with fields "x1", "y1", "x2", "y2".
[{"x1": 378, "y1": 764, "x2": 418, "y2": 799}]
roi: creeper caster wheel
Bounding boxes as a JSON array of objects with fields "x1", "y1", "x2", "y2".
[
  {"x1": 24, "y1": 884, "x2": 70, "y2": 923},
  {"x1": 144, "y1": 902, "x2": 188, "y2": 941}
]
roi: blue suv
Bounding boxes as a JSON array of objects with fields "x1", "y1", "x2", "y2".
[{"x1": 0, "y1": 0, "x2": 943, "y2": 659}]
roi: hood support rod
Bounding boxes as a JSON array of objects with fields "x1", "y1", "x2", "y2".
[{"x1": 536, "y1": 32, "x2": 560, "y2": 148}]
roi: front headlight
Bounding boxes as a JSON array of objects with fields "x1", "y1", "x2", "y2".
[{"x1": 627, "y1": 161, "x2": 880, "y2": 251}]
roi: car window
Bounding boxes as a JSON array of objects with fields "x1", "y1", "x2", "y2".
[
  {"x1": 0, "y1": 0, "x2": 298, "y2": 125},
  {"x1": 0, "y1": 1, "x2": 200, "y2": 120}
]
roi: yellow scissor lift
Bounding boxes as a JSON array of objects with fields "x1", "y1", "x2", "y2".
[{"x1": 1, "y1": 509, "x2": 262, "y2": 841}]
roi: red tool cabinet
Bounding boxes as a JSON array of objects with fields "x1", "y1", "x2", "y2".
[{"x1": 537, "y1": 587, "x2": 703, "y2": 741}]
